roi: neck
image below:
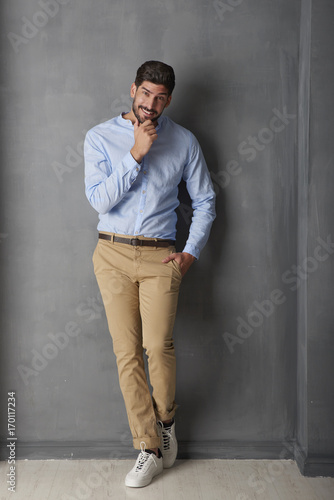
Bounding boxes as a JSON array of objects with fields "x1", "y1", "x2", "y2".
[{"x1": 122, "y1": 110, "x2": 136, "y2": 124}]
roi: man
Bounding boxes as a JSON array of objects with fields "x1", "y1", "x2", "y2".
[{"x1": 84, "y1": 60, "x2": 216, "y2": 488}]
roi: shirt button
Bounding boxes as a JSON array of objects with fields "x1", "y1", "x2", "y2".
[
  {"x1": 143, "y1": 170, "x2": 147, "y2": 174},
  {"x1": 142, "y1": 190, "x2": 146, "y2": 194},
  {"x1": 140, "y1": 210, "x2": 143, "y2": 213},
  {"x1": 136, "y1": 168, "x2": 139, "y2": 172},
  {"x1": 135, "y1": 231, "x2": 138, "y2": 235}
]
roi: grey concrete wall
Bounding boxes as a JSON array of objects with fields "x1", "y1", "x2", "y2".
[
  {"x1": 301, "y1": 0, "x2": 334, "y2": 475},
  {"x1": 0, "y1": 0, "x2": 333, "y2": 476},
  {"x1": 296, "y1": 0, "x2": 312, "y2": 465},
  {"x1": 295, "y1": 0, "x2": 334, "y2": 477}
]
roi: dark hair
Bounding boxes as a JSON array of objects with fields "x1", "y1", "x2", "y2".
[{"x1": 134, "y1": 60, "x2": 175, "y2": 96}]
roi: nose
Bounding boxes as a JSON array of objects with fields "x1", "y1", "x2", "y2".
[{"x1": 146, "y1": 95, "x2": 156, "y2": 110}]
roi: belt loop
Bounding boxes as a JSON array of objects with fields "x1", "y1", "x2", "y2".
[{"x1": 111, "y1": 234, "x2": 114, "y2": 244}]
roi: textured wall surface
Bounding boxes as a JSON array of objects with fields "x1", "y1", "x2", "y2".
[
  {"x1": 0, "y1": 0, "x2": 333, "y2": 476},
  {"x1": 306, "y1": 0, "x2": 334, "y2": 465}
]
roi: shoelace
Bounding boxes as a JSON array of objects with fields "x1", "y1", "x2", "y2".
[
  {"x1": 135, "y1": 442, "x2": 158, "y2": 471},
  {"x1": 161, "y1": 425, "x2": 173, "y2": 451}
]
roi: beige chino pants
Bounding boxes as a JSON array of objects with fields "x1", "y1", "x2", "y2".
[{"x1": 92, "y1": 232, "x2": 182, "y2": 449}]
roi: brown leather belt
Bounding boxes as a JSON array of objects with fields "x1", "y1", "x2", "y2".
[{"x1": 99, "y1": 233, "x2": 175, "y2": 247}]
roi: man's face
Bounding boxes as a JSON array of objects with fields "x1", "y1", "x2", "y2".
[{"x1": 130, "y1": 81, "x2": 172, "y2": 124}]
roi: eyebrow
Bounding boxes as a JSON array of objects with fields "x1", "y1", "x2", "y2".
[{"x1": 141, "y1": 86, "x2": 168, "y2": 96}]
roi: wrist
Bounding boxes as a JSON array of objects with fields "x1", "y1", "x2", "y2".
[
  {"x1": 130, "y1": 147, "x2": 143, "y2": 164},
  {"x1": 183, "y1": 252, "x2": 196, "y2": 262}
]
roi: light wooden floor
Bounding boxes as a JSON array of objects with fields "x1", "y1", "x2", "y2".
[{"x1": 1, "y1": 459, "x2": 334, "y2": 500}]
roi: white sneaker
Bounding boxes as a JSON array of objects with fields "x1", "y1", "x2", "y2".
[
  {"x1": 125, "y1": 442, "x2": 163, "y2": 488},
  {"x1": 157, "y1": 420, "x2": 178, "y2": 468}
]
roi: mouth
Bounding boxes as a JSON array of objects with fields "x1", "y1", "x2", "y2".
[{"x1": 140, "y1": 107, "x2": 157, "y2": 119}]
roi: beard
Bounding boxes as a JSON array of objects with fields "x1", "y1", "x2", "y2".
[{"x1": 132, "y1": 101, "x2": 163, "y2": 124}]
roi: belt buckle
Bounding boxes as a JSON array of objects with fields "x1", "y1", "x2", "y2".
[{"x1": 130, "y1": 238, "x2": 140, "y2": 246}]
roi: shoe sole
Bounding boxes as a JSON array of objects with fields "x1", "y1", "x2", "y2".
[
  {"x1": 162, "y1": 452, "x2": 178, "y2": 469},
  {"x1": 163, "y1": 461, "x2": 176, "y2": 469},
  {"x1": 125, "y1": 466, "x2": 163, "y2": 488}
]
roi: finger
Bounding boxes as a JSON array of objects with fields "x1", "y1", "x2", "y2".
[
  {"x1": 144, "y1": 122, "x2": 157, "y2": 131},
  {"x1": 145, "y1": 126, "x2": 157, "y2": 135},
  {"x1": 142, "y1": 119, "x2": 154, "y2": 127},
  {"x1": 162, "y1": 254, "x2": 175, "y2": 263},
  {"x1": 144, "y1": 125, "x2": 156, "y2": 133}
]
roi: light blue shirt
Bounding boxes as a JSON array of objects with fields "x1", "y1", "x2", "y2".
[{"x1": 84, "y1": 113, "x2": 216, "y2": 259}]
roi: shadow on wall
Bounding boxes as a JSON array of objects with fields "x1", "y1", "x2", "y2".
[
  {"x1": 174, "y1": 66, "x2": 228, "y2": 308},
  {"x1": 170, "y1": 69, "x2": 229, "y2": 447}
]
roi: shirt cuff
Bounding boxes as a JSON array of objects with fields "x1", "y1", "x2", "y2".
[
  {"x1": 182, "y1": 243, "x2": 200, "y2": 260},
  {"x1": 124, "y1": 151, "x2": 141, "y2": 183}
]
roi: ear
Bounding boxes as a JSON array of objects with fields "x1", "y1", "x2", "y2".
[
  {"x1": 130, "y1": 83, "x2": 137, "y2": 99},
  {"x1": 165, "y1": 94, "x2": 172, "y2": 109}
]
